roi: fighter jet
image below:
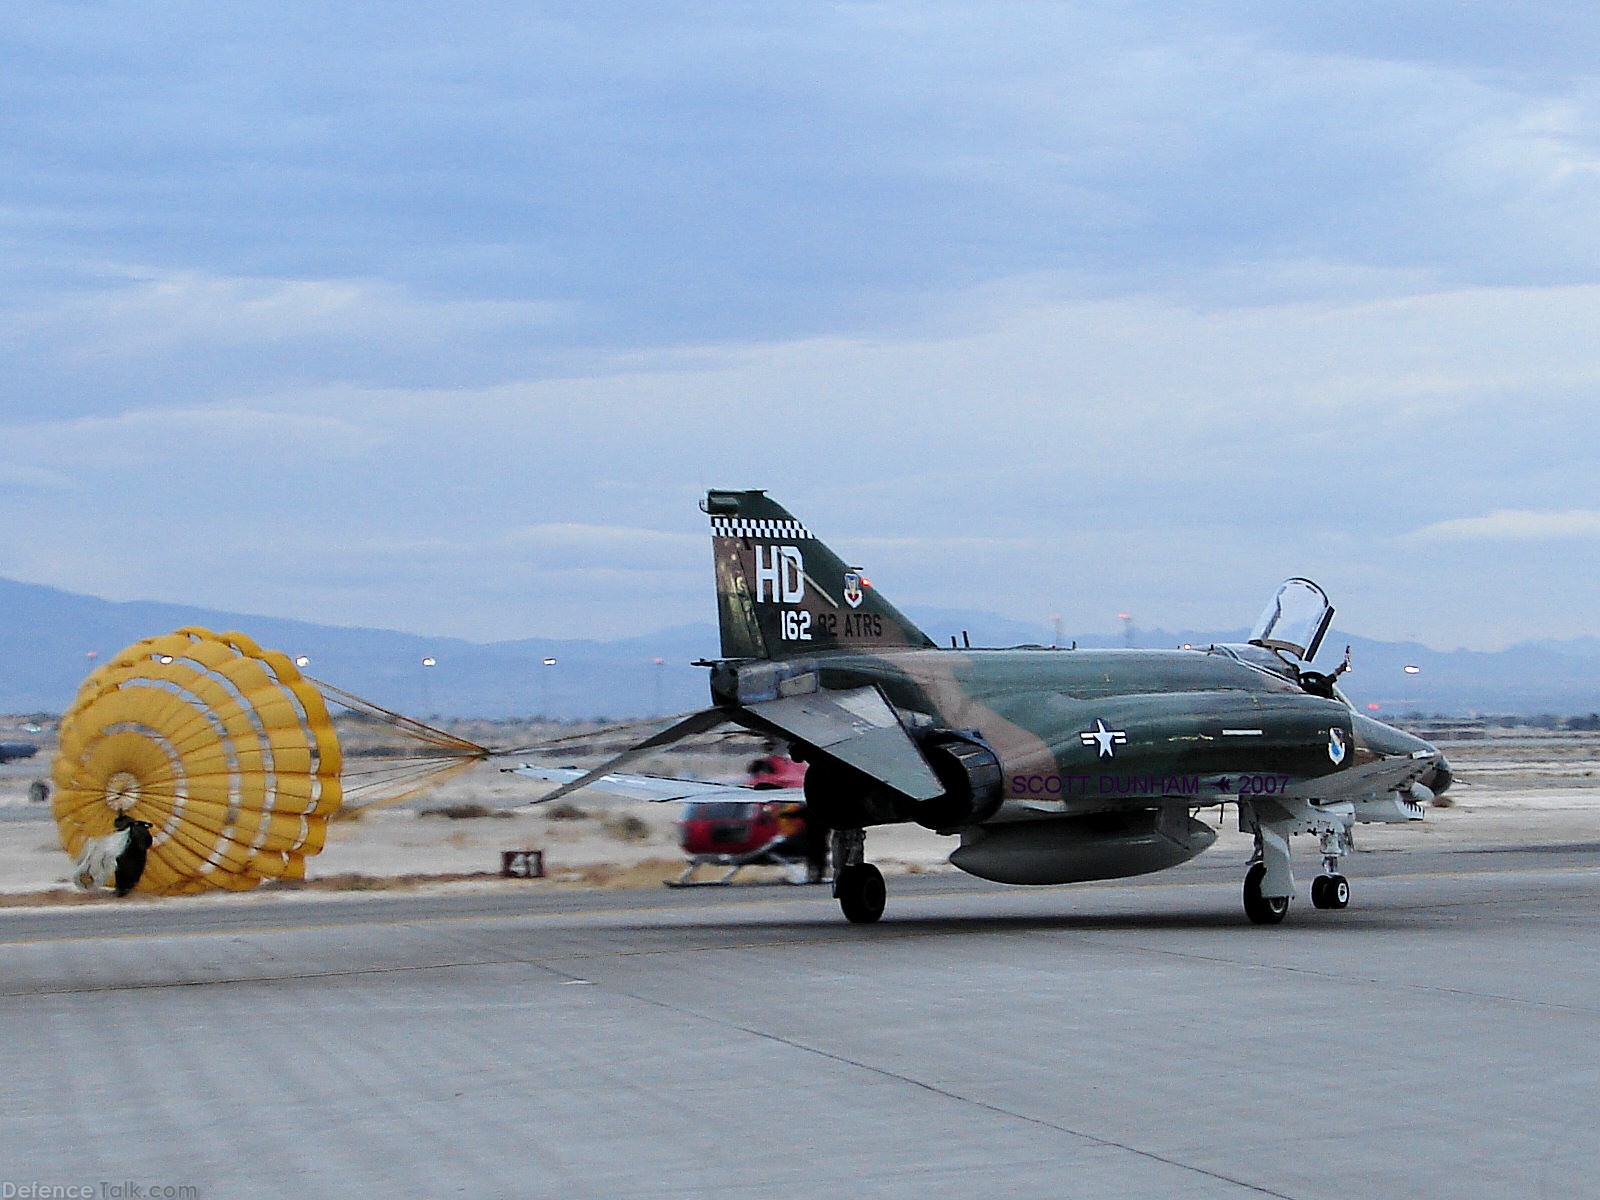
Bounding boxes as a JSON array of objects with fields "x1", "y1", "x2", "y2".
[{"x1": 529, "y1": 489, "x2": 1452, "y2": 925}]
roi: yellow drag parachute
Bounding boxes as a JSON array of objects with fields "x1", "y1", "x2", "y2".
[
  {"x1": 53, "y1": 627, "x2": 491, "y2": 896},
  {"x1": 53, "y1": 628, "x2": 344, "y2": 895}
]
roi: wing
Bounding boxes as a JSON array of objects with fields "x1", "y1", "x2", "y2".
[{"x1": 513, "y1": 707, "x2": 732, "y2": 805}]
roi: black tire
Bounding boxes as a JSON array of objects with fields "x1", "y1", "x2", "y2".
[
  {"x1": 1243, "y1": 862, "x2": 1290, "y2": 925},
  {"x1": 1311, "y1": 875, "x2": 1332, "y2": 909},
  {"x1": 837, "y1": 863, "x2": 886, "y2": 924},
  {"x1": 1329, "y1": 874, "x2": 1350, "y2": 909}
]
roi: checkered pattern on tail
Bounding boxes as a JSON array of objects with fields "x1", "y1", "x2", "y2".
[{"x1": 709, "y1": 517, "x2": 812, "y2": 540}]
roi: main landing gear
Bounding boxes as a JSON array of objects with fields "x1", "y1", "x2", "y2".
[
  {"x1": 831, "y1": 828, "x2": 886, "y2": 924},
  {"x1": 1242, "y1": 862, "x2": 1290, "y2": 925}
]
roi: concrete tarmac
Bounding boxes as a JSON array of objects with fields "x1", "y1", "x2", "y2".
[{"x1": 4, "y1": 845, "x2": 1600, "y2": 1199}]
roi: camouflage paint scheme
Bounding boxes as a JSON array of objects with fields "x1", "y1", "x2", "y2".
[
  {"x1": 698, "y1": 489, "x2": 1449, "y2": 911},
  {"x1": 704, "y1": 488, "x2": 1439, "y2": 819},
  {"x1": 534, "y1": 488, "x2": 1450, "y2": 922}
]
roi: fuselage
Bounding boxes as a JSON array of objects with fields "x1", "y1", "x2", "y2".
[
  {"x1": 697, "y1": 489, "x2": 1447, "y2": 918},
  {"x1": 714, "y1": 643, "x2": 1445, "y2": 822}
]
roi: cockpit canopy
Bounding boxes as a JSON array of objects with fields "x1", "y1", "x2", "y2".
[{"x1": 1249, "y1": 578, "x2": 1334, "y2": 662}]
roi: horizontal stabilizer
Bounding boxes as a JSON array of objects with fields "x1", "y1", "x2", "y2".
[
  {"x1": 741, "y1": 686, "x2": 944, "y2": 801},
  {"x1": 518, "y1": 707, "x2": 728, "y2": 806},
  {"x1": 508, "y1": 764, "x2": 782, "y2": 804}
]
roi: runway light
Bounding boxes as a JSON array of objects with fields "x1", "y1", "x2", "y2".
[
  {"x1": 421, "y1": 657, "x2": 437, "y2": 667},
  {"x1": 543, "y1": 657, "x2": 557, "y2": 667},
  {"x1": 1366, "y1": 703, "x2": 1382, "y2": 711},
  {"x1": 157, "y1": 655, "x2": 174, "y2": 664},
  {"x1": 294, "y1": 655, "x2": 310, "y2": 668},
  {"x1": 1403, "y1": 664, "x2": 1422, "y2": 674}
]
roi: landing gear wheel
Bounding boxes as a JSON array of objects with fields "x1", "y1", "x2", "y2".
[
  {"x1": 836, "y1": 863, "x2": 886, "y2": 924},
  {"x1": 1311, "y1": 874, "x2": 1351, "y2": 910},
  {"x1": 1243, "y1": 862, "x2": 1290, "y2": 925}
]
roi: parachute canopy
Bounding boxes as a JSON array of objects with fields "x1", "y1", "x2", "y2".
[
  {"x1": 53, "y1": 627, "x2": 490, "y2": 896},
  {"x1": 54, "y1": 628, "x2": 343, "y2": 895}
]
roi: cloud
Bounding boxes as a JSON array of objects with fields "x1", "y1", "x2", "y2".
[
  {"x1": 0, "y1": 271, "x2": 572, "y2": 418},
  {"x1": 1218, "y1": 3, "x2": 1600, "y2": 83},
  {"x1": 0, "y1": 462, "x2": 71, "y2": 492},
  {"x1": 4, "y1": 2, "x2": 1600, "y2": 375},
  {"x1": 3, "y1": 4, "x2": 1600, "y2": 651},
  {"x1": 7, "y1": 404, "x2": 374, "y2": 468},
  {"x1": 3, "y1": 274, "x2": 1596, "y2": 645},
  {"x1": 1409, "y1": 509, "x2": 1600, "y2": 542},
  {"x1": 500, "y1": 524, "x2": 705, "y2": 572}
]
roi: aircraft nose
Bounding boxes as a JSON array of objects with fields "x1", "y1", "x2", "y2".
[
  {"x1": 1351, "y1": 712, "x2": 1431, "y2": 759},
  {"x1": 1424, "y1": 756, "x2": 1453, "y2": 797}
]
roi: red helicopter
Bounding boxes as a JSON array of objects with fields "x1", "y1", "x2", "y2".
[{"x1": 513, "y1": 743, "x2": 829, "y2": 886}]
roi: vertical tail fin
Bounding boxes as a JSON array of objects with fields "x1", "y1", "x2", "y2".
[{"x1": 702, "y1": 489, "x2": 935, "y2": 660}]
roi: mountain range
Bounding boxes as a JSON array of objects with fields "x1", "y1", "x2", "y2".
[{"x1": 0, "y1": 577, "x2": 1594, "y2": 719}]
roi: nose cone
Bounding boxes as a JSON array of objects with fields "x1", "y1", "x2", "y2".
[
  {"x1": 1424, "y1": 756, "x2": 1453, "y2": 797},
  {"x1": 1351, "y1": 712, "x2": 1435, "y2": 759},
  {"x1": 1350, "y1": 720, "x2": 1427, "y2": 755},
  {"x1": 1350, "y1": 713, "x2": 1450, "y2": 795}
]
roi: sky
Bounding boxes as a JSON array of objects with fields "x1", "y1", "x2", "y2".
[{"x1": 3, "y1": 2, "x2": 1599, "y2": 651}]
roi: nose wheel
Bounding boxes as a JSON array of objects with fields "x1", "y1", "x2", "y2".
[{"x1": 1311, "y1": 874, "x2": 1350, "y2": 909}]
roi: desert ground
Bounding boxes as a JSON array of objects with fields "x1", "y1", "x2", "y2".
[{"x1": 4, "y1": 721, "x2": 1598, "y2": 902}]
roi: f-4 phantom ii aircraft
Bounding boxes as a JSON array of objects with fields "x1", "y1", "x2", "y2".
[{"x1": 531, "y1": 489, "x2": 1453, "y2": 925}]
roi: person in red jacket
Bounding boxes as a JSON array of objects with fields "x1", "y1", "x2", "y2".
[{"x1": 746, "y1": 742, "x2": 827, "y2": 882}]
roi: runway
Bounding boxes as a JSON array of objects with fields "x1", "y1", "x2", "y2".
[{"x1": 4, "y1": 845, "x2": 1600, "y2": 1199}]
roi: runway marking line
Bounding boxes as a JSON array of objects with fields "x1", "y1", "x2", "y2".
[{"x1": 585, "y1": 971, "x2": 1302, "y2": 1198}]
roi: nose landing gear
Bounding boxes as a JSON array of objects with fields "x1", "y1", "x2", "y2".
[
  {"x1": 1311, "y1": 873, "x2": 1350, "y2": 909},
  {"x1": 1311, "y1": 822, "x2": 1352, "y2": 909}
]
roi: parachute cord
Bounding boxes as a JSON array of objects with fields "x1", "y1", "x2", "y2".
[
  {"x1": 491, "y1": 720, "x2": 750, "y2": 761},
  {"x1": 338, "y1": 757, "x2": 485, "y2": 812},
  {"x1": 307, "y1": 677, "x2": 491, "y2": 756}
]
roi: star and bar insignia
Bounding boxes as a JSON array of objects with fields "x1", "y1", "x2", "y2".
[{"x1": 1079, "y1": 719, "x2": 1128, "y2": 759}]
